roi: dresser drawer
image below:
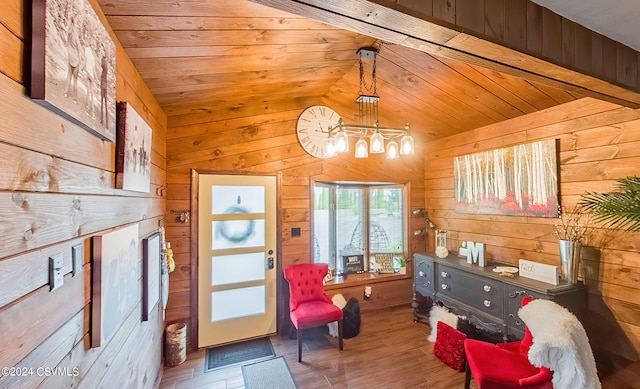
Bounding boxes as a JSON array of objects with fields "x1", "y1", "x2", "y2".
[
  {"x1": 414, "y1": 254, "x2": 435, "y2": 295},
  {"x1": 503, "y1": 284, "x2": 587, "y2": 340},
  {"x1": 437, "y1": 295, "x2": 506, "y2": 342},
  {"x1": 437, "y1": 265, "x2": 503, "y2": 317},
  {"x1": 504, "y1": 285, "x2": 545, "y2": 339}
]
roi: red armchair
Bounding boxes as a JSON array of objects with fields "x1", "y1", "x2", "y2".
[
  {"x1": 283, "y1": 263, "x2": 343, "y2": 362},
  {"x1": 463, "y1": 297, "x2": 553, "y2": 389}
]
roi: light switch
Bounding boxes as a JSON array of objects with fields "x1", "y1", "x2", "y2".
[
  {"x1": 72, "y1": 244, "x2": 84, "y2": 276},
  {"x1": 50, "y1": 253, "x2": 64, "y2": 291}
]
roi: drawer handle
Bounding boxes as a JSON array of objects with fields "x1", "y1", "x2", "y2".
[
  {"x1": 509, "y1": 290, "x2": 533, "y2": 298},
  {"x1": 441, "y1": 284, "x2": 449, "y2": 290},
  {"x1": 483, "y1": 285, "x2": 491, "y2": 292},
  {"x1": 483, "y1": 300, "x2": 491, "y2": 307},
  {"x1": 441, "y1": 271, "x2": 448, "y2": 278},
  {"x1": 508, "y1": 313, "x2": 523, "y2": 326},
  {"x1": 418, "y1": 271, "x2": 425, "y2": 277}
]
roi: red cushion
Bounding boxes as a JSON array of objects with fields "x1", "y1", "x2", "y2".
[
  {"x1": 290, "y1": 300, "x2": 343, "y2": 329},
  {"x1": 465, "y1": 338, "x2": 552, "y2": 389},
  {"x1": 433, "y1": 321, "x2": 467, "y2": 371},
  {"x1": 519, "y1": 297, "x2": 535, "y2": 356}
]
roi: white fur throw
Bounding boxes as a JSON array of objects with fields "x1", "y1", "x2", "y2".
[
  {"x1": 328, "y1": 294, "x2": 348, "y2": 337},
  {"x1": 331, "y1": 293, "x2": 348, "y2": 309},
  {"x1": 518, "y1": 299, "x2": 601, "y2": 389},
  {"x1": 428, "y1": 305, "x2": 458, "y2": 342}
]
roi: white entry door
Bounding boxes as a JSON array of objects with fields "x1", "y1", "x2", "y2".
[{"x1": 198, "y1": 174, "x2": 278, "y2": 347}]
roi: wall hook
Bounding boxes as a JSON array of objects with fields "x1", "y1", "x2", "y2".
[{"x1": 170, "y1": 210, "x2": 190, "y2": 223}]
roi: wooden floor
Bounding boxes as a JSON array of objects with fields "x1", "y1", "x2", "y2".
[{"x1": 159, "y1": 305, "x2": 640, "y2": 389}]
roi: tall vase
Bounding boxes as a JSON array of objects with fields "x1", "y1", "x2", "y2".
[{"x1": 559, "y1": 239, "x2": 581, "y2": 284}]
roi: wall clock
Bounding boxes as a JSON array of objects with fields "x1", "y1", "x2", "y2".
[{"x1": 296, "y1": 105, "x2": 340, "y2": 158}]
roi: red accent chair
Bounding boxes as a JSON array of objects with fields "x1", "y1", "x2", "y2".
[
  {"x1": 463, "y1": 297, "x2": 553, "y2": 389},
  {"x1": 283, "y1": 263, "x2": 344, "y2": 362}
]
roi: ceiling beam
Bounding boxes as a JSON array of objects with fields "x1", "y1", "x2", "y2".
[{"x1": 249, "y1": 0, "x2": 640, "y2": 108}]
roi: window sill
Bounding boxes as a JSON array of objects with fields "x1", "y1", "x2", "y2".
[{"x1": 324, "y1": 272, "x2": 410, "y2": 290}]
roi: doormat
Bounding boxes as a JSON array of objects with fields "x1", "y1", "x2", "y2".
[
  {"x1": 205, "y1": 337, "x2": 275, "y2": 372},
  {"x1": 242, "y1": 356, "x2": 297, "y2": 389}
]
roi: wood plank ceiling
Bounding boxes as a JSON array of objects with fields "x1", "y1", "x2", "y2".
[{"x1": 97, "y1": 0, "x2": 585, "y2": 142}]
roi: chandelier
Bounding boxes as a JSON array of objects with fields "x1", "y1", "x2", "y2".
[{"x1": 326, "y1": 47, "x2": 414, "y2": 159}]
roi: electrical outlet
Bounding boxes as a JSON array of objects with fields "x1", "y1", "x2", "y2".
[
  {"x1": 72, "y1": 244, "x2": 84, "y2": 276},
  {"x1": 364, "y1": 285, "x2": 372, "y2": 299},
  {"x1": 49, "y1": 253, "x2": 64, "y2": 291}
]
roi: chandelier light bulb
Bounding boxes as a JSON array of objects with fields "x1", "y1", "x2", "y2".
[
  {"x1": 326, "y1": 137, "x2": 337, "y2": 157},
  {"x1": 386, "y1": 140, "x2": 399, "y2": 159},
  {"x1": 335, "y1": 129, "x2": 349, "y2": 152},
  {"x1": 355, "y1": 138, "x2": 368, "y2": 158},
  {"x1": 400, "y1": 134, "x2": 414, "y2": 155},
  {"x1": 370, "y1": 130, "x2": 384, "y2": 153}
]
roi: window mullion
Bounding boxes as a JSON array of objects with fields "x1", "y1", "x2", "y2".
[
  {"x1": 329, "y1": 186, "x2": 336, "y2": 271},
  {"x1": 363, "y1": 188, "x2": 370, "y2": 272}
]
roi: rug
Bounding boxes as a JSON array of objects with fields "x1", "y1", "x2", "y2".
[
  {"x1": 205, "y1": 337, "x2": 275, "y2": 372},
  {"x1": 242, "y1": 356, "x2": 297, "y2": 389}
]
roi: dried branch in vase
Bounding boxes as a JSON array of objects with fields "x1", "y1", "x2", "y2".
[{"x1": 553, "y1": 207, "x2": 592, "y2": 243}]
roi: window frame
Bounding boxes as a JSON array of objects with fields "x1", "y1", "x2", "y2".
[{"x1": 312, "y1": 181, "x2": 408, "y2": 275}]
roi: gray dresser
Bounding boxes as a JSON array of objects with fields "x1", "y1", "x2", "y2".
[{"x1": 413, "y1": 252, "x2": 587, "y2": 341}]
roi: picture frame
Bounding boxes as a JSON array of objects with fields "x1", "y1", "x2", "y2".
[
  {"x1": 30, "y1": 0, "x2": 116, "y2": 142},
  {"x1": 142, "y1": 232, "x2": 161, "y2": 321},
  {"x1": 91, "y1": 223, "x2": 139, "y2": 347},
  {"x1": 374, "y1": 253, "x2": 395, "y2": 274},
  {"x1": 343, "y1": 254, "x2": 365, "y2": 275},
  {"x1": 116, "y1": 102, "x2": 152, "y2": 193},
  {"x1": 453, "y1": 139, "x2": 559, "y2": 218}
]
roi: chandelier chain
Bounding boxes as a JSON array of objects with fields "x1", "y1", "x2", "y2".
[{"x1": 359, "y1": 54, "x2": 377, "y2": 96}]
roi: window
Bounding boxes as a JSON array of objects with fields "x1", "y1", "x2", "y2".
[{"x1": 313, "y1": 182, "x2": 406, "y2": 274}]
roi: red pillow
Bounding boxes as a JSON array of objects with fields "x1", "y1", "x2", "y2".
[
  {"x1": 519, "y1": 297, "x2": 535, "y2": 356},
  {"x1": 433, "y1": 321, "x2": 467, "y2": 371}
]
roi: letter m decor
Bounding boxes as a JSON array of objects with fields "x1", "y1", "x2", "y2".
[{"x1": 466, "y1": 241, "x2": 486, "y2": 267}]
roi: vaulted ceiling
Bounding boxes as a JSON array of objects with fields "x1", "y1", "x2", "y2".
[{"x1": 96, "y1": 0, "x2": 640, "y2": 143}]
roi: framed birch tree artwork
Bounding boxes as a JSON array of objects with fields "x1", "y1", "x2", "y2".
[
  {"x1": 116, "y1": 102, "x2": 152, "y2": 193},
  {"x1": 91, "y1": 223, "x2": 140, "y2": 347},
  {"x1": 142, "y1": 232, "x2": 161, "y2": 322},
  {"x1": 454, "y1": 139, "x2": 559, "y2": 217},
  {"x1": 30, "y1": 0, "x2": 117, "y2": 142}
]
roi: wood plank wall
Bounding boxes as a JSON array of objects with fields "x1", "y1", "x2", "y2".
[
  {"x1": 424, "y1": 97, "x2": 640, "y2": 365},
  {"x1": 389, "y1": 0, "x2": 640, "y2": 94},
  {"x1": 165, "y1": 105, "x2": 426, "y2": 350},
  {"x1": 0, "y1": 0, "x2": 167, "y2": 387}
]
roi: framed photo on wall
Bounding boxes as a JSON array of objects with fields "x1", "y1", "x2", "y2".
[
  {"x1": 91, "y1": 223, "x2": 139, "y2": 347},
  {"x1": 116, "y1": 102, "x2": 152, "y2": 193},
  {"x1": 30, "y1": 0, "x2": 117, "y2": 142},
  {"x1": 142, "y1": 232, "x2": 161, "y2": 321},
  {"x1": 453, "y1": 139, "x2": 559, "y2": 218}
]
